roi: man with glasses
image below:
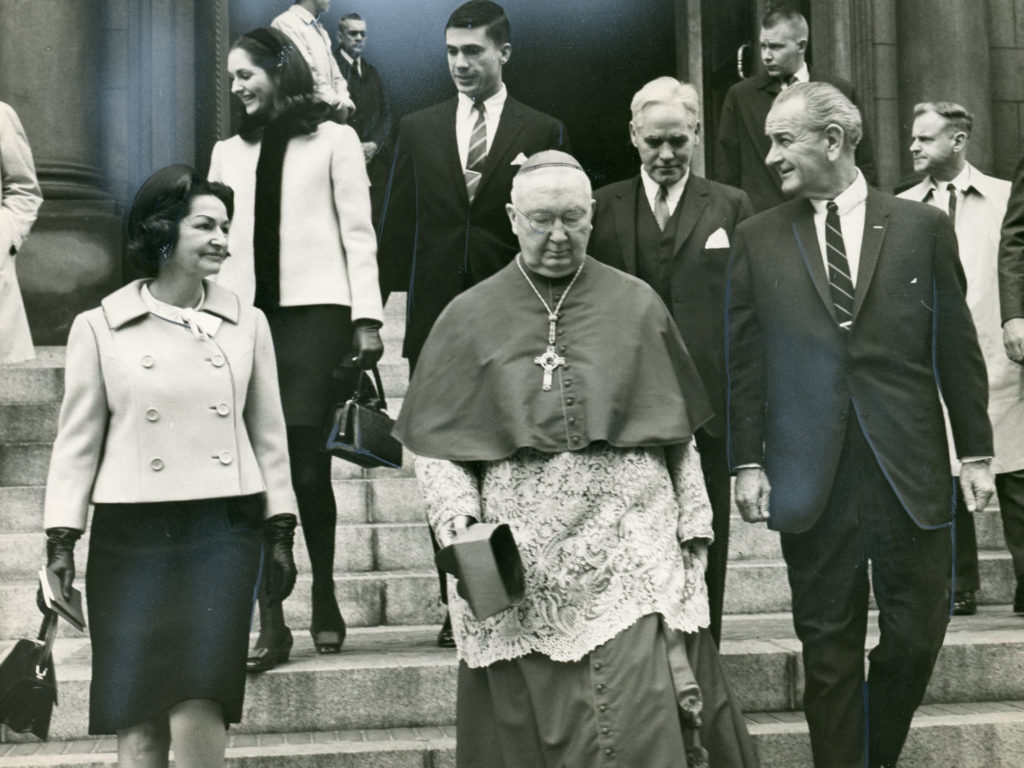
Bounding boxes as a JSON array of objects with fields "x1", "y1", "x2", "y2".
[{"x1": 591, "y1": 76, "x2": 753, "y2": 647}]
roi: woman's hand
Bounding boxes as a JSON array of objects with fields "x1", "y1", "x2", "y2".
[
  {"x1": 436, "y1": 515, "x2": 474, "y2": 548},
  {"x1": 351, "y1": 322, "x2": 384, "y2": 369},
  {"x1": 263, "y1": 514, "x2": 298, "y2": 605},
  {"x1": 681, "y1": 538, "x2": 709, "y2": 574},
  {"x1": 36, "y1": 527, "x2": 82, "y2": 614}
]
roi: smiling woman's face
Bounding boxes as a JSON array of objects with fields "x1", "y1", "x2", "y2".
[
  {"x1": 162, "y1": 195, "x2": 231, "y2": 280},
  {"x1": 227, "y1": 48, "x2": 276, "y2": 119}
]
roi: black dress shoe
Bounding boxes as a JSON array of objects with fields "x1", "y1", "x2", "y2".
[
  {"x1": 1014, "y1": 583, "x2": 1024, "y2": 614},
  {"x1": 952, "y1": 591, "x2": 977, "y2": 616},
  {"x1": 246, "y1": 628, "x2": 293, "y2": 672},
  {"x1": 437, "y1": 612, "x2": 456, "y2": 648}
]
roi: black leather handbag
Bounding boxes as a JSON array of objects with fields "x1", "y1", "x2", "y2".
[
  {"x1": 0, "y1": 611, "x2": 59, "y2": 740},
  {"x1": 323, "y1": 364, "x2": 403, "y2": 469}
]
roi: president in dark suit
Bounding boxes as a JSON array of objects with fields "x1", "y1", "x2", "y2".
[
  {"x1": 378, "y1": 0, "x2": 569, "y2": 369},
  {"x1": 590, "y1": 76, "x2": 753, "y2": 646},
  {"x1": 727, "y1": 82, "x2": 994, "y2": 768},
  {"x1": 715, "y1": 9, "x2": 876, "y2": 212}
]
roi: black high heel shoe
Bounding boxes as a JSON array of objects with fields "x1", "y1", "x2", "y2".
[
  {"x1": 310, "y1": 625, "x2": 345, "y2": 654},
  {"x1": 246, "y1": 627, "x2": 293, "y2": 672},
  {"x1": 311, "y1": 585, "x2": 346, "y2": 653}
]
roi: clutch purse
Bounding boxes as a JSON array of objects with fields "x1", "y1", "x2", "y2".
[
  {"x1": 0, "y1": 611, "x2": 59, "y2": 740},
  {"x1": 323, "y1": 364, "x2": 403, "y2": 469},
  {"x1": 435, "y1": 523, "x2": 525, "y2": 619}
]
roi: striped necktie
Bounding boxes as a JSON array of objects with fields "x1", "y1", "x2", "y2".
[
  {"x1": 465, "y1": 102, "x2": 487, "y2": 202},
  {"x1": 825, "y1": 201, "x2": 854, "y2": 330},
  {"x1": 653, "y1": 185, "x2": 670, "y2": 231}
]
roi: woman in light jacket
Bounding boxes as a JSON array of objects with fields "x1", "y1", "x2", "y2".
[
  {"x1": 40, "y1": 166, "x2": 298, "y2": 768},
  {"x1": 209, "y1": 26, "x2": 385, "y2": 670}
]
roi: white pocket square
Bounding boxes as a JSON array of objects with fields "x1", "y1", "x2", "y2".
[
  {"x1": 704, "y1": 228, "x2": 730, "y2": 249},
  {"x1": 511, "y1": 152, "x2": 528, "y2": 166}
]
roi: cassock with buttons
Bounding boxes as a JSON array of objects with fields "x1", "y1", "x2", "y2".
[{"x1": 395, "y1": 150, "x2": 759, "y2": 768}]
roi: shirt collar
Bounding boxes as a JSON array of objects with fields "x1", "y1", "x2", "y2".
[
  {"x1": 927, "y1": 162, "x2": 973, "y2": 197},
  {"x1": 809, "y1": 169, "x2": 868, "y2": 217},
  {"x1": 289, "y1": 4, "x2": 318, "y2": 25},
  {"x1": 639, "y1": 166, "x2": 689, "y2": 202},
  {"x1": 790, "y1": 63, "x2": 810, "y2": 84},
  {"x1": 338, "y1": 48, "x2": 357, "y2": 66},
  {"x1": 457, "y1": 84, "x2": 508, "y2": 119}
]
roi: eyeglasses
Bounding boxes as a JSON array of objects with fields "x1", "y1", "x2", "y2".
[{"x1": 512, "y1": 206, "x2": 589, "y2": 234}]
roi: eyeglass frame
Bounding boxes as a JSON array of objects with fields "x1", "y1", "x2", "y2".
[{"x1": 511, "y1": 205, "x2": 591, "y2": 234}]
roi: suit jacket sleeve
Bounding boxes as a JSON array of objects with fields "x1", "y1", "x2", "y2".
[
  {"x1": 725, "y1": 223, "x2": 765, "y2": 468},
  {"x1": 330, "y1": 125, "x2": 384, "y2": 322},
  {"x1": 376, "y1": 117, "x2": 415, "y2": 294},
  {"x1": 931, "y1": 210, "x2": 993, "y2": 458},
  {"x1": 43, "y1": 314, "x2": 109, "y2": 531},
  {"x1": 244, "y1": 310, "x2": 299, "y2": 521},
  {"x1": 365, "y1": 67, "x2": 393, "y2": 157},
  {"x1": 999, "y1": 152, "x2": 1024, "y2": 323},
  {"x1": 0, "y1": 103, "x2": 42, "y2": 255},
  {"x1": 715, "y1": 88, "x2": 742, "y2": 189}
]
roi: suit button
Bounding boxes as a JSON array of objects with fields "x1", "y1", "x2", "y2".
[
  {"x1": 604, "y1": 748, "x2": 614, "y2": 756},
  {"x1": 565, "y1": 396, "x2": 575, "y2": 405},
  {"x1": 596, "y1": 683, "x2": 606, "y2": 692},
  {"x1": 564, "y1": 379, "x2": 572, "y2": 388},
  {"x1": 601, "y1": 726, "x2": 610, "y2": 735},
  {"x1": 559, "y1": 346, "x2": 567, "y2": 354},
  {"x1": 211, "y1": 354, "x2": 225, "y2": 368},
  {"x1": 571, "y1": 435, "x2": 581, "y2": 444},
  {"x1": 593, "y1": 662, "x2": 603, "y2": 670},
  {"x1": 598, "y1": 704, "x2": 608, "y2": 712},
  {"x1": 141, "y1": 355, "x2": 155, "y2": 368},
  {"x1": 557, "y1": 328, "x2": 565, "y2": 336},
  {"x1": 150, "y1": 457, "x2": 165, "y2": 471},
  {"x1": 145, "y1": 408, "x2": 159, "y2": 422},
  {"x1": 217, "y1": 451, "x2": 233, "y2": 465},
  {"x1": 568, "y1": 417, "x2": 576, "y2": 426},
  {"x1": 215, "y1": 402, "x2": 230, "y2": 416}
]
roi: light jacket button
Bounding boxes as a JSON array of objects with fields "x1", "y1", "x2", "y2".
[
  {"x1": 215, "y1": 402, "x2": 230, "y2": 416},
  {"x1": 210, "y1": 354, "x2": 225, "y2": 368},
  {"x1": 141, "y1": 355, "x2": 155, "y2": 368},
  {"x1": 145, "y1": 408, "x2": 159, "y2": 422},
  {"x1": 217, "y1": 450, "x2": 233, "y2": 465},
  {"x1": 150, "y1": 457, "x2": 165, "y2": 471}
]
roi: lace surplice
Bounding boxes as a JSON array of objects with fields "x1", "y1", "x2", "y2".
[{"x1": 416, "y1": 440, "x2": 713, "y2": 668}]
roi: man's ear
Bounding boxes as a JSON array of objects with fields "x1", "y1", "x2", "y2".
[
  {"x1": 951, "y1": 131, "x2": 968, "y2": 154},
  {"x1": 499, "y1": 43, "x2": 511, "y2": 65},
  {"x1": 506, "y1": 202, "x2": 519, "y2": 234},
  {"x1": 823, "y1": 123, "x2": 845, "y2": 160},
  {"x1": 629, "y1": 121, "x2": 639, "y2": 148},
  {"x1": 796, "y1": 37, "x2": 808, "y2": 55}
]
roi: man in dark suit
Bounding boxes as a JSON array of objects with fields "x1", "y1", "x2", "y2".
[
  {"x1": 335, "y1": 13, "x2": 393, "y2": 224},
  {"x1": 715, "y1": 9, "x2": 876, "y2": 212},
  {"x1": 590, "y1": 76, "x2": 753, "y2": 646},
  {"x1": 377, "y1": 0, "x2": 568, "y2": 647},
  {"x1": 727, "y1": 82, "x2": 994, "y2": 767},
  {"x1": 378, "y1": 0, "x2": 569, "y2": 370}
]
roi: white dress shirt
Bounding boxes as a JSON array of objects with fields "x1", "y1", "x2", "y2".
[
  {"x1": 639, "y1": 167, "x2": 689, "y2": 218},
  {"x1": 809, "y1": 169, "x2": 868, "y2": 285},
  {"x1": 781, "y1": 62, "x2": 810, "y2": 89},
  {"x1": 456, "y1": 85, "x2": 507, "y2": 171},
  {"x1": 272, "y1": 5, "x2": 352, "y2": 110}
]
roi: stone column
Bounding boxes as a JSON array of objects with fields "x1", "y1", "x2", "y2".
[
  {"x1": 896, "y1": 0, "x2": 993, "y2": 179},
  {"x1": 0, "y1": 0, "x2": 122, "y2": 344}
]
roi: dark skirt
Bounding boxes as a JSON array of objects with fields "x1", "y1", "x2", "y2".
[
  {"x1": 85, "y1": 496, "x2": 264, "y2": 734},
  {"x1": 266, "y1": 304, "x2": 353, "y2": 427},
  {"x1": 456, "y1": 615, "x2": 759, "y2": 768}
]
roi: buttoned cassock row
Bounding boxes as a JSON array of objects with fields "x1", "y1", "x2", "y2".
[{"x1": 43, "y1": 280, "x2": 297, "y2": 531}]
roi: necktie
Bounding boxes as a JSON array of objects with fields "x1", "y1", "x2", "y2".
[
  {"x1": 465, "y1": 102, "x2": 487, "y2": 202},
  {"x1": 825, "y1": 201, "x2": 854, "y2": 329},
  {"x1": 947, "y1": 182, "x2": 958, "y2": 223},
  {"x1": 654, "y1": 185, "x2": 669, "y2": 231}
]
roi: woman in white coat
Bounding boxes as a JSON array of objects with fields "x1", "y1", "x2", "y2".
[
  {"x1": 41, "y1": 166, "x2": 299, "y2": 768},
  {"x1": 208, "y1": 27, "x2": 385, "y2": 670}
]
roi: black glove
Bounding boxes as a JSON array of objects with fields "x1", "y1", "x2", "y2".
[
  {"x1": 37, "y1": 527, "x2": 82, "y2": 614},
  {"x1": 263, "y1": 514, "x2": 298, "y2": 605},
  {"x1": 351, "y1": 321, "x2": 384, "y2": 370}
]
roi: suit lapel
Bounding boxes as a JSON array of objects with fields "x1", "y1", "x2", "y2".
[
  {"x1": 852, "y1": 190, "x2": 890, "y2": 321},
  {"x1": 436, "y1": 98, "x2": 470, "y2": 206},
  {"x1": 474, "y1": 97, "x2": 527, "y2": 204},
  {"x1": 672, "y1": 176, "x2": 710, "y2": 256},
  {"x1": 791, "y1": 201, "x2": 835, "y2": 321},
  {"x1": 612, "y1": 179, "x2": 641, "y2": 275}
]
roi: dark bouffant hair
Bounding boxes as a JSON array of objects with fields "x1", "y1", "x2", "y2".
[
  {"x1": 446, "y1": 1, "x2": 510, "y2": 46},
  {"x1": 128, "y1": 174, "x2": 234, "y2": 277},
  {"x1": 231, "y1": 26, "x2": 329, "y2": 139}
]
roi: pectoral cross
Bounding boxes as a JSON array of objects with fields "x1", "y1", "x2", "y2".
[{"x1": 533, "y1": 312, "x2": 565, "y2": 391}]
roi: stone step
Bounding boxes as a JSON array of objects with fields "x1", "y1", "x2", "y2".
[
  {"x1": 2, "y1": 612, "x2": 1024, "y2": 746},
  {"x1": 5, "y1": 707, "x2": 1024, "y2": 768}
]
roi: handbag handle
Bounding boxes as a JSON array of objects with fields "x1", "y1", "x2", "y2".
[
  {"x1": 353, "y1": 364, "x2": 388, "y2": 412},
  {"x1": 35, "y1": 611, "x2": 59, "y2": 673}
]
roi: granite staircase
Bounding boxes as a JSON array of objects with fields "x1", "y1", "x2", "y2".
[{"x1": 2, "y1": 295, "x2": 1024, "y2": 766}]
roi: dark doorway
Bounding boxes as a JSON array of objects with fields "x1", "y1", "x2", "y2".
[{"x1": 226, "y1": 0, "x2": 676, "y2": 186}]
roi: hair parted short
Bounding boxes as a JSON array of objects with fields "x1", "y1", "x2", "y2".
[
  {"x1": 913, "y1": 101, "x2": 974, "y2": 137},
  {"x1": 128, "y1": 175, "x2": 234, "y2": 278},
  {"x1": 774, "y1": 81, "x2": 863, "y2": 150},
  {"x1": 630, "y1": 77, "x2": 700, "y2": 124},
  {"x1": 761, "y1": 8, "x2": 809, "y2": 38},
  {"x1": 446, "y1": 1, "x2": 510, "y2": 46},
  {"x1": 339, "y1": 12, "x2": 363, "y2": 24}
]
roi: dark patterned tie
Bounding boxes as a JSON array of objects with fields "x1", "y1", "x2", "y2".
[
  {"x1": 825, "y1": 201, "x2": 854, "y2": 330},
  {"x1": 654, "y1": 185, "x2": 669, "y2": 231},
  {"x1": 464, "y1": 102, "x2": 487, "y2": 202},
  {"x1": 947, "y1": 182, "x2": 958, "y2": 222}
]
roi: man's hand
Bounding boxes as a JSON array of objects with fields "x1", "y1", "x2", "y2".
[
  {"x1": 1004, "y1": 318, "x2": 1024, "y2": 363},
  {"x1": 735, "y1": 467, "x2": 771, "y2": 523},
  {"x1": 437, "y1": 515, "x2": 473, "y2": 548},
  {"x1": 960, "y1": 461, "x2": 996, "y2": 513},
  {"x1": 361, "y1": 141, "x2": 378, "y2": 161}
]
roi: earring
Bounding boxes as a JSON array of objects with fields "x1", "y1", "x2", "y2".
[{"x1": 160, "y1": 243, "x2": 171, "y2": 261}]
